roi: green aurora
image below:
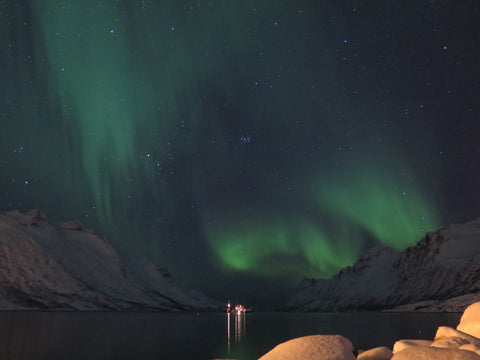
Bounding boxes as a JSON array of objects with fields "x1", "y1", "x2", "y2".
[
  {"x1": 30, "y1": 1, "x2": 169, "y2": 243},
  {"x1": 207, "y1": 162, "x2": 439, "y2": 279},
  {"x1": 316, "y1": 166, "x2": 438, "y2": 249},
  {"x1": 3, "y1": 1, "x2": 478, "y2": 304},
  {"x1": 207, "y1": 217, "x2": 358, "y2": 279}
]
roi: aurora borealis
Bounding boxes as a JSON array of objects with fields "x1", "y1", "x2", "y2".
[{"x1": 2, "y1": 1, "x2": 480, "y2": 306}]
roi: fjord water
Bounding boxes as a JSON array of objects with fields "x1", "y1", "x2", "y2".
[{"x1": 0, "y1": 311, "x2": 461, "y2": 359}]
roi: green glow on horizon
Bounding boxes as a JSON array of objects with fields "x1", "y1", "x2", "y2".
[
  {"x1": 207, "y1": 164, "x2": 439, "y2": 278},
  {"x1": 207, "y1": 218, "x2": 357, "y2": 279}
]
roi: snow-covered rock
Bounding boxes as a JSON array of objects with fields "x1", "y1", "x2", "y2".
[
  {"x1": 285, "y1": 218, "x2": 480, "y2": 311},
  {"x1": 393, "y1": 339, "x2": 433, "y2": 354},
  {"x1": 0, "y1": 209, "x2": 219, "y2": 311},
  {"x1": 357, "y1": 346, "x2": 393, "y2": 360},
  {"x1": 258, "y1": 335, "x2": 357, "y2": 360},
  {"x1": 459, "y1": 344, "x2": 480, "y2": 356},
  {"x1": 457, "y1": 302, "x2": 480, "y2": 338},
  {"x1": 434, "y1": 327, "x2": 480, "y2": 348},
  {"x1": 391, "y1": 346, "x2": 480, "y2": 360},
  {"x1": 431, "y1": 336, "x2": 470, "y2": 349}
]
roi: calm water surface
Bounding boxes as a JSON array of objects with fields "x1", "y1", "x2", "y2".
[{"x1": 0, "y1": 311, "x2": 461, "y2": 360}]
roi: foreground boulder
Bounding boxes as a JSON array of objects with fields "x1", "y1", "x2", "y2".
[
  {"x1": 357, "y1": 346, "x2": 393, "y2": 360},
  {"x1": 393, "y1": 339, "x2": 433, "y2": 353},
  {"x1": 458, "y1": 302, "x2": 480, "y2": 338},
  {"x1": 391, "y1": 346, "x2": 480, "y2": 360},
  {"x1": 431, "y1": 336, "x2": 470, "y2": 349},
  {"x1": 459, "y1": 344, "x2": 480, "y2": 356},
  {"x1": 434, "y1": 327, "x2": 480, "y2": 348},
  {"x1": 258, "y1": 335, "x2": 357, "y2": 360}
]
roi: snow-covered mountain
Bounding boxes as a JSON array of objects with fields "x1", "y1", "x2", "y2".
[
  {"x1": 285, "y1": 217, "x2": 480, "y2": 312},
  {"x1": 0, "y1": 209, "x2": 219, "y2": 311}
]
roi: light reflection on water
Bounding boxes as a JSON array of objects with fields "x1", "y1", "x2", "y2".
[{"x1": 227, "y1": 313, "x2": 246, "y2": 352}]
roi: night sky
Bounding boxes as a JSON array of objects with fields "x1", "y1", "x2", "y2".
[{"x1": 2, "y1": 1, "x2": 480, "y2": 307}]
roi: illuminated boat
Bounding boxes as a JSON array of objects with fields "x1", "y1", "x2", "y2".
[{"x1": 225, "y1": 301, "x2": 251, "y2": 314}]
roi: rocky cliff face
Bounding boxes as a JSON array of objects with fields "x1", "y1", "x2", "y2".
[
  {"x1": 285, "y1": 218, "x2": 480, "y2": 312},
  {"x1": 0, "y1": 209, "x2": 219, "y2": 311}
]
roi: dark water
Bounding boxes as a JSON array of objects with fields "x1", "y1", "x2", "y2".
[{"x1": 0, "y1": 311, "x2": 461, "y2": 360}]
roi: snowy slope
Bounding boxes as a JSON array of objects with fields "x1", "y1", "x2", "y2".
[
  {"x1": 0, "y1": 209, "x2": 219, "y2": 311},
  {"x1": 285, "y1": 218, "x2": 480, "y2": 312}
]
